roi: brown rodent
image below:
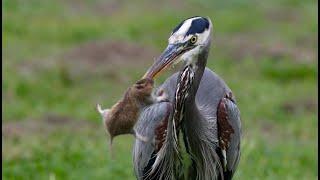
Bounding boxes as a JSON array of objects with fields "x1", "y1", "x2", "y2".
[{"x1": 97, "y1": 78, "x2": 167, "y2": 144}]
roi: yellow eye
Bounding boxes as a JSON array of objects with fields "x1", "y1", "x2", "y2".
[{"x1": 190, "y1": 35, "x2": 197, "y2": 44}]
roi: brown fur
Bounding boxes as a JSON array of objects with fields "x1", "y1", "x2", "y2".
[{"x1": 102, "y1": 78, "x2": 155, "y2": 141}]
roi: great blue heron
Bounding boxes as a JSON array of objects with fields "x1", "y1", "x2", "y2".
[{"x1": 133, "y1": 16, "x2": 241, "y2": 180}]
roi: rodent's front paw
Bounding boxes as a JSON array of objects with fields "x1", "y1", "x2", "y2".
[{"x1": 156, "y1": 89, "x2": 169, "y2": 102}]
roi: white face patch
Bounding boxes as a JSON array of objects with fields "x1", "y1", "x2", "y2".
[
  {"x1": 169, "y1": 17, "x2": 202, "y2": 44},
  {"x1": 196, "y1": 28, "x2": 211, "y2": 45},
  {"x1": 180, "y1": 45, "x2": 201, "y2": 66},
  {"x1": 169, "y1": 17, "x2": 212, "y2": 46},
  {"x1": 167, "y1": 17, "x2": 212, "y2": 66}
]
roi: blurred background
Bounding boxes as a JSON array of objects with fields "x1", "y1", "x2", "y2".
[{"x1": 2, "y1": 0, "x2": 317, "y2": 179}]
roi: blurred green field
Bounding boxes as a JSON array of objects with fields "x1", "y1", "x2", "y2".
[{"x1": 2, "y1": 0, "x2": 317, "y2": 179}]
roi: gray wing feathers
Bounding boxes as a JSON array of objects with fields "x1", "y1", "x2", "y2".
[
  {"x1": 133, "y1": 67, "x2": 240, "y2": 179},
  {"x1": 133, "y1": 102, "x2": 171, "y2": 179},
  {"x1": 225, "y1": 99, "x2": 241, "y2": 174}
]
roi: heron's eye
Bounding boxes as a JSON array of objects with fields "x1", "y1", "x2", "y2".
[{"x1": 190, "y1": 35, "x2": 197, "y2": 44}]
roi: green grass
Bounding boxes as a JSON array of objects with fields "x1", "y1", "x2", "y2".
[{"x1": 2, "y1": 0, "x2": 317, "y2": 179}]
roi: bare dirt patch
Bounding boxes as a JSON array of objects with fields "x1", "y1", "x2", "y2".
[
  {"x1": 264, "y1": 7, "x2": 301, "y2": 23},
  {"x1": 281, "y1": 98, "x2": 318, "y2": 114},
  {"x1": 63, "y1": 0, "x2": 123, "y2": 16},
  {"x1": 216, "y1": 35, "x2": 316, "y2": 64},
  {"x1": 21, "y1": 40, "x2": 159, "y2": 71},
  {"x1": 62, "y1": 40, "x2": 157, "y2": 67},
  {"x1": 59, "y1": 40, "x2": 158, "y2": 79},
  {"x1": 2, "y1": 114, "x2": 100, "y2": 139},
  {"x1": 2, "y1": 114, "x2": 104, "y2": 161},
  {"x1": 16, "y1": 40, "x2": 159, "y2": 85},
  {"x1": 63, "y1": 0, "x2": 185, "y2": 17}
]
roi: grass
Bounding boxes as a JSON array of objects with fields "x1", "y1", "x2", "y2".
[{"x1": 2, "y1": 0, "x2": 317, "y2": 179}]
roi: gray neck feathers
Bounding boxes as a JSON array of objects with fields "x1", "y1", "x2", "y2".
[{"x1": 183, "y1": 40, "x2": 223, "y2": 180}]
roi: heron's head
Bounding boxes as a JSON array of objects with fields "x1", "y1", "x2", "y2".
[{"x1": 144, "y1": 16, "x2": 212, "y2": 79}]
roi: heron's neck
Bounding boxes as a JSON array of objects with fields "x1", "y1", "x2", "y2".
[
  {"x1": 185, "y1": 46, "x2": 209, "y2": 105},
  {"x1": 173, "y1": 44, "x2": 210, "y2": 127},
  {"x1": 182, "y1": 46, "x2": 210, "y2": 154}
]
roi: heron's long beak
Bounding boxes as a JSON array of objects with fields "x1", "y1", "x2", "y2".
[{"x1": 143, "y1": 43, "x2": 189, "y2": 79}]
